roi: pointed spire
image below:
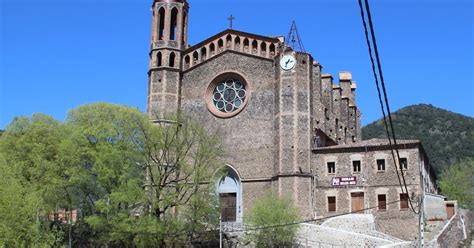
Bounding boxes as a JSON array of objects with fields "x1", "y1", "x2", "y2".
[{"x1": 285, "y1": 21, "x2": 306, "y2": 53}]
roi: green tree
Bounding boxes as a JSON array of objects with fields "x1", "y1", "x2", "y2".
[
  {"x1": 0, "y1": 114, "x2": 68, "y2": 246},
  {"x1": 438, "y1": 158, "x2": 474, "y2": 209},
  {"x1": 65, "y1": 104, "x2": 223, "y2": 246},
  {"x1": 0, "y1": 103, "x2": 224, "y2": 247},
  {"x1": 245, "y1": 193, "x2": 300, "y2": 248}
]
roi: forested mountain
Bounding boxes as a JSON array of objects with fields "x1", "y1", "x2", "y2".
[{"x1": 362, "y1": 104, "x2": 474, "y2": 176}]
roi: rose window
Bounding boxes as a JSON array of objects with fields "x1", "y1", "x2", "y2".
[{"x1": 212, "y1": 78, "x2": 247, "y2": 113}]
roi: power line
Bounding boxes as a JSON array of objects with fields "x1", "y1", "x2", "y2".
[{"x1": 357, "y1": 0, "x2": 418, "y2": 213}]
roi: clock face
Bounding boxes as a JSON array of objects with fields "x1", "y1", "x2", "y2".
[{"x1": 280, "y1": 55, "x2": 296, "y2": 70}]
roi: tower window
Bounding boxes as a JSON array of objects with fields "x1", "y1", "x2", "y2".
[
  {"x1": 376, "y1": 159, "x2": 385, "y2": 171},
  {"x1": 399, "y1": 158, "x2": 408, "y2": 170},
  {"x1": 352, "y1": 160, "x2": 361, "y2": 173},
  {"x1": 328, "y1": 196, "x2": 336, "y2": 212},
  {"x1": 168, "y1": 52, "x2": 175, "y2": 68},
  {"x1": 158, "y1": 7, "x2": 165, "y2": 40},
  {"x1": 170, "y1": 8, "x2": 178, "y2": 40},
  {"x1": 156, "y1": 52, "x2": 162, "y2": 67},
  {"x1": 327, "y1": 162, "x2": 335, "y2": 174},
  {"x1": 378, "y1": 194, "x2": 386, "y2": 211}
]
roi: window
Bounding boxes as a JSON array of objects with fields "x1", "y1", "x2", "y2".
[
  {"x1": 400, "y1": 193, "x2": 409, "y2": 210},
  {"x1": 212, "y1": 79, "x2": 246, "y2": 113},
  {"x1": 328, "y1": 196, "x2": 336, "y2": 212},
  {"x1": 378, "y1": 194, "x2": 386, "y2": 211},
  {"x1": 377, "y1": 159, "x2": 385, "y2": 171},
  {"x1": 170, "y1": 8, "x2": 178, "y2": 40},
  {"x1": 399, "y1": 158, "x2": 408, "y2": 170},
  {"x1": 206, "y1": 73, "x2": 249, "y2": 118},
  {"x1": 352, "y1": 160, "x2": 361, "y2": 173},
  {"x1": 168, "y1": 52, "x2": 175, "y2": 68},
  {"x1": 156, "y1": 52, "x2": 162, "y2": 67},
  {"x1": 327, "y1": 162, "x2": 335, "y2": 174},
  {"x1": 158, "y1": 7, "x2": 165, "y2": 40}
]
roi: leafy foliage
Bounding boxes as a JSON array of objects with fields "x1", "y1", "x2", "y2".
[
  {"x1": 245, "y1": 193, "x2": 300, "y2": 247},
  {"x1": 438, "y1": 159, "x2": 474, "y2": 210},
  {"x1": 362, "y1": 104, "x2": 474, "y2": 175},
  {"x1": 0, "y1": 103, "x2": 224, "y2": 247}
]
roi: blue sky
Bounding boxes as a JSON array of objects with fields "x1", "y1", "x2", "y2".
[{"x1": 1, "y1": 0, "x2": 473, "y2": 129}]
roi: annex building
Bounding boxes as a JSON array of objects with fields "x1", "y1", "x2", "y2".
[{"x1": 145, "y1": 0, "x2": 468, "y2": 246}]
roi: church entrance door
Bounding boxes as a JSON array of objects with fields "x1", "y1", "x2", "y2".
[
  {"x1": 220, "y1": 193, "x2": 237, "y2": 222},
  {"x1": 351, "y1": 192, "x2": 364, "y2": 213}
]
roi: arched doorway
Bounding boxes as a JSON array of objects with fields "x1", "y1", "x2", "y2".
[{"x1": 217, "y1": 165, "x2": 242, "y2": 222}]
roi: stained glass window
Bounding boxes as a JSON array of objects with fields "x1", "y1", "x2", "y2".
[{"x1": 212, "y1": 78, "x2": 246, "y2": 113}]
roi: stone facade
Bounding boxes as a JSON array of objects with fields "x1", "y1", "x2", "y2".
[
  {"x1": 312, "y1": 139, "x2": 438, "y2": 240},
  {"x1": 146, "y1": 0, "x2": 439, "y2": 241}
]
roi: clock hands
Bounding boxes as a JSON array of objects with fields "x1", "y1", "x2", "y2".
[{"x1": 285, "y1": 58, "x2": 293, "y2": 67}]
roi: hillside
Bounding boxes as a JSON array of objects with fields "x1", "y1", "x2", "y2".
[{"x1": 362, "y1": 104, "x2": 474, "y2": 175}]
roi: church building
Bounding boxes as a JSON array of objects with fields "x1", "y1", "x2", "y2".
[{"x1": 145, "y1": 0, "x2": 440, "y2": 241}]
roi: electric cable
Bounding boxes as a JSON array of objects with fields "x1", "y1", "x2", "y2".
[
  {"x1": 362, "y1": 0, "x2": 418, "y2": 213},
  {"x1": 357, "y1": 0, "x2": 419, "y2": 213}
]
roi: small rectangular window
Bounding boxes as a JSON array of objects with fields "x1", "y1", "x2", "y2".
[
  {"x1": 400, "y1": 193, "x2": 409, "y2": 210},
  {"x1": 377, "y1": 159, "x2": 385, "y2": 171},
  {"x1": 399, "y1": 158, "x2": 408, "y2": 170},
  {"x1": 352, "y1": 160, "x2": 361, "y2": 173},
  {"x1": 328, "y1": 196, "x2": 336, "y2": 212},
  {"x1": 378, "y1": 194, "x2": 386, "y2": 211},
  {"x1": 327, "y1": 162, "x2": 335, "y2": 174}
]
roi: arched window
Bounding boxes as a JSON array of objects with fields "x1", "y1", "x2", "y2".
[
  {"x1": 156, "y1": 52, "x2": 162, "y2": 67},
  {"x1": 269, "y1": 43, "x2": 276, "y2": 56},
  {"x1": 226, "y1": 34, "x2": 232, "y2": 48},
  {"x1": 201, "y1": 47, "x2": 207, "y2": 60},
  {"x1": 251, "y1": 40, "x2": 258, "y2": 54},
  {"x1": 243, "y1": 38, "x2": 249, "y2": 52},
  {"x1": 192, "y1": 51, "x2": 199, "y2": 62},
  {"x1": 169, "y1": 52, "x2": 175, "y2": 67},
  {"x1": 217, "y1": 165, "x2": 242, "y2": 223},
  {"x1": 234, "y1": 36, "x2": 241, "y2": 50},
  {"x1": 158, "y1": 7, "x2": 165, "y2": 40},
  {"x1": 210, "y1": 43, "x2": 216, "y2": 55},
  {"x1": 260, "y1": 42, "x2": 267, "y2": 56},
  {"x1": 170, "y1": 8, "x2": 178, "y2": 41},
  {"x1": 218, "y1": 39, "x2": 224, "y2": 51},
  {"x1": 184, "y1": 55, "x2": 190, "y2": 69}
]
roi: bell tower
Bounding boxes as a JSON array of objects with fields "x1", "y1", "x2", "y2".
[{"x1": 147, "y1": 0, "x2": 189, "y2": 119}]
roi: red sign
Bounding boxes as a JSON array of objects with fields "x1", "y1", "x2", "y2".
[{"x1": 331, "y1": 176, "x2": 357, "y2": 186}]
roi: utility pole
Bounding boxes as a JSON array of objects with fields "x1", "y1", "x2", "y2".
[
  {"x1": 418, "y1": 160, "x2": 425, "y2": 247},
  {"x1": 219, "y1": 216, "x2": 223, "y2": 248}
]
